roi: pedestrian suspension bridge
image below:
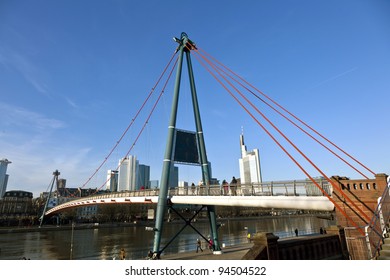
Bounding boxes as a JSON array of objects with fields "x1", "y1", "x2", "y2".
[{"x1": 40, "y1": 33, "x2": 390, "y2": 260}]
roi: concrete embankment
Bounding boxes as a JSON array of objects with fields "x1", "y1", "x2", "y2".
[{"x1": 162, "y1": 242, "x2": 254, "y2": 260}]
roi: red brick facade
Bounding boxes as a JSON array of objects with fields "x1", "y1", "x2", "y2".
[{"x1": 330, "y1": 173, "x2": 388, "y2": 229}]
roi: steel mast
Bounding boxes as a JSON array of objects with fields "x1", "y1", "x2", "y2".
[{"x1": 152, "y1": 32, "x2": 221, "y2": 258}]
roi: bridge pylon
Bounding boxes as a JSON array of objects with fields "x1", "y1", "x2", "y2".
[
  {"x1": 39, "y1": 169, "x2": 61, "y2": 227},
  {"x1": 152, "y1": 32, "x2": 221, "y2": 258}
]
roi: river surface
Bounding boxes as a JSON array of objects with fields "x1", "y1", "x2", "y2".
[{"x1": 0, "y1": 215, "x2": 333, "y2": 260}]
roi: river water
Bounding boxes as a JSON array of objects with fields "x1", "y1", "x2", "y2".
[{"x1": 0, "y1": 215, "x2": 333, "y2": 260}]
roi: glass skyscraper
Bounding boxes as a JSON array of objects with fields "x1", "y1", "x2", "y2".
[
  {"x1": 118, "y1": 156, "x2": 138, "y2": 191},
  {"x1": 0, "y1": 158, "x2": 11, "y2": 198},
  {"x1": 238, "y1": 134, "x2": 262, "y2": 186}
]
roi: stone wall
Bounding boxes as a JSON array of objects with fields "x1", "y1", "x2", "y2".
[{"x1": 243, "y1": 228, "x2": 348, "y2": 260}]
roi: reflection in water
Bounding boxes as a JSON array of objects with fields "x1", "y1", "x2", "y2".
[{"x1": 0, "y1": 215, "x2": 333, "y2": 260}]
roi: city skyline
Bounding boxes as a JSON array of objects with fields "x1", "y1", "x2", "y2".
[{"x1": 1, "y1": 1, "x2": 389, "y2": 198}]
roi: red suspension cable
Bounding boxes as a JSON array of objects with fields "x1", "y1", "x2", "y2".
[
  {"x1": 189, "y1": 44, "x2": 369, "y2": 234},
  {"x1": 91, "y1": 55, "x2": 179, "y2": 194},
  {"x1": 201, "y1": 54, "x2": 370, "y2": 180},
  {"x1": 78, "y1": 51, "x2": 178, "y2": 191},
  {"x1": 197, "y1": 46, "x2": 376, "y2": 177}
]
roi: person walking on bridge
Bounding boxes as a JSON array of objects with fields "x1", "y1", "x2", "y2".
[
  {"x1": 222, "y1": 180, "x2": 229, "y2": 195},
  {"x1": 196, "y1": 239, "x2": 203, "y2": 253},
  {"x1": 230, "y1": 176, "x2": 237, "y2": 196}
]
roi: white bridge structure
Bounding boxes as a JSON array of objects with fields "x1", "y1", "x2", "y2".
[{"x1": 45, "y1": 179, "x2": 335, "y2": 216}]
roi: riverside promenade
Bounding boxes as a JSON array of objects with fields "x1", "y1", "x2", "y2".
[
  {"x1": 162, "y1": 242, "x2": 254, "y2": 260},
  {"x1": 161, "y1": 231, "x2": 348, "y2": 260}
]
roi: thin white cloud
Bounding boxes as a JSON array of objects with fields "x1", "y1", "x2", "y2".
[
  {"x1": 0, "y1": 102, "x2": 67, "y2": 196},
  {"x1": 0, "y1": 102, "x2": 65, "y2": 130},
  {"x1": 211, "y1": 108, "x2": 227, "y2": 118},
  {"x1": 310, "y1": 67, "x2": 358, "y2": 89},
  {"x1": 65, "y1": 97, "x2": 78, "y2": 109},
  {"x1": 0, "y1": 102, "x2": 108, "y2": 197},
  {"x1": 0, "y1": 47, "x2": 50, "y2": 96},
  {"x1": 4, "y1": 144, "x2": 95, "y2": 196}
]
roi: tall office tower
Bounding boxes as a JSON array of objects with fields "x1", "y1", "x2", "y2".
[
  {"x1": 137, "y1": 164, "x2": 150, "y2": 189},
  {"x1": 58, "y1": 178, "x2": 66, "y2": 189},
  {"x1": 238, "y1": 133, "x2": 262, "y2": 186},
  {"x1": 118, "y1": 156, "x2": 138, "y2": 191},
  {"x1": 106, "y1": 170, "x2": 118, "y2": 192},
  {"x1": 0, "y1": 158, "x2": 11, "y2": 198},
  {"x1": 57, "y1": 179, "x2": 67, "y2": 196},
  {"x1": 168, "y1": 165, "x2": 179, "y2": 189}
]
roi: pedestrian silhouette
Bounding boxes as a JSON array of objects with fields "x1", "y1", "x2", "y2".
[
  {"x1": 119, "y1": 248, "x2": 126, "y2": 260},
  {"x1": 208, "y1": 238, "x2": 213, "y2": 251},
  {"x1": 222, "y1": 180, "x2": 229, "y2": 195},
  {"x1": 196, "y1": 239, "x2": 203, "y2": 253},
  {"x1": 147, "y1": 250, "x2": 153, "y2": 259},
  {"x1": 230, "y1": 176, "x2": 237, "y2": 196}
]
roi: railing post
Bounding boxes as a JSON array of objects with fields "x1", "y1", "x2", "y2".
[
  {"x1": 360, "y1": 226, "x2": 373, "y2": 259},
  {"x1": 293, "y1": 180, "x2": 296, "y2": 196}
]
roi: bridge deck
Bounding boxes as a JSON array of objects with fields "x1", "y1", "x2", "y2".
[{"x1": 45, "y1": 180, "x2": 334, "y2": 216}]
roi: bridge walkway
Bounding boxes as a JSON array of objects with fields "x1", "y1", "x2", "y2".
[
  {"x1": 158, "y1": 242, "x2": 254, "y2": 260},
  {"x1": 45, "y1": 179, "x2": 334, "y2": 216}
]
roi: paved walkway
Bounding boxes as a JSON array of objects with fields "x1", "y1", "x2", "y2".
[{"x1": 162, "y1": 242, "x2": 254, "y2": 260}]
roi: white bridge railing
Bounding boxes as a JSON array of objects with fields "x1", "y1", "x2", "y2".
[
  {"x1": 45, "y1": 179, "x2": 333, "y2": 215},
  {"x1": 78, "y1": 178, "x2": 332, "y2": 201}
]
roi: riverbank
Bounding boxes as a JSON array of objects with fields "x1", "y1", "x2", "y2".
[{"x1": 162, "y1": 242, "x2": 254, "y2": 260}]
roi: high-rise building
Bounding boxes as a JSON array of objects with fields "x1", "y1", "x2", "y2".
[
  {"x1": 137, "y1": 164, "x2": 150, "y2": 189},
  {"x1": 178, "y1": 181, "x2": 188, "y2": 187},
  {"x1": 0, "y1": 158, "x2": 11, "y2": 198},
  {"x1": 238, "y1": 133, "x2": 262, "y2": 186},
  {"x1": 58, "y1": 179, "x2": 66, "y2": 189},
  {"x1": 57, "y1": 179, "x2": 67, "y2": 196},
  {"x1": 118, "y1": 156, "x2": 138, "y2": 191},
  {"x1": 106, "y1": 170, "x2": 118, "y2": 192},
  {"x1": 168, "y1": 165, "x2": 179, "y2": 189}
]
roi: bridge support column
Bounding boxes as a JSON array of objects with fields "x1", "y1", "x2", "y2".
[
  {"x1": 207, "y1": 205, "x2": 222, "y2": 253},
  {"x1": 152, "y1": 35, "x2": 185, "y2": 257},
  {"x1": 152, "y1": 32, "x2": 220, "y2": 258},
  {"x1": 39, "y1": 170, "x2": 60, "y2": 227}
]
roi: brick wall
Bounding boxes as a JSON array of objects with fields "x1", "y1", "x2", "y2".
[
  {"x1": 330, "y1": 173, "x2": 388, "y2": 229},
  {"x1": 243, "y1": 229, "x2": 347, "y2": 260}
]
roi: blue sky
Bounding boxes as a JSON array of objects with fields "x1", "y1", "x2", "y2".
[{"x1": 1, "y1": 0, "x2": 389, "y2": 197}]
